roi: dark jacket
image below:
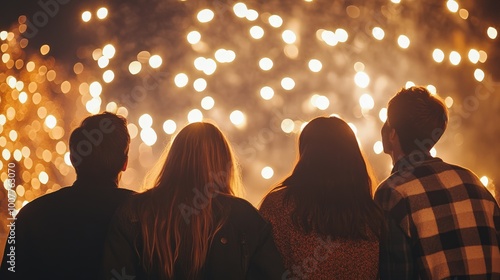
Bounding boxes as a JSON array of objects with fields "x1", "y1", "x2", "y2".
[
  {"x1": 0, "y1": 178, "x2": 135, "y2": 280},
  {"x1": 101, "y1": 194, "x2": 286, "y2": 279}
]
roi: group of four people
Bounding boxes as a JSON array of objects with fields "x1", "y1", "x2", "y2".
[{"x1": 1, "y1": 86, "x2": 499, "y2": 279}]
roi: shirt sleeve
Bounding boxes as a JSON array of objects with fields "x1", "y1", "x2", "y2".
[
  {"x1": 375, "y1": 185, "x2": 417, "y2": 280},
  {"x1": 100, "y1": 214, "x2": 139, "y2": 280}
]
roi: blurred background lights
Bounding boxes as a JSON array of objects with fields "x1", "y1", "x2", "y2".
[
  {"x1": 188, "y1": 109, "x2": 203, "y2": 123},
  {"x1": 379, "y1": 108, "x2": 388, "y2": 122},
  {"x1": 433, "y1": 49, "x2": 445, "y2": 63},
  {"x1": 268, "y1": 15, "x2": 283, "y2": 28},
  {"x1": 194, "y1": 57, "x2": 206, "y2": 71},
  {"x1": 96, "y1": 7, "x2": 108, "y2": 19},
  {"x1": 478, "y1": 50, "x2": 488, "y2": 63},
  {"x1": 128, "y1": 61, "x2": 142, "y2": 75},
  {"x1": 474, "y1": 69, "x2": 485, "y2": 82},
  {"x1": 405, "y1": 81, "x2": 416, "y2": 88},
  {"x1": 201, "y1": 96, "x2": 215, "y2": 110},
  {"x1": 260, "y1": 86, "x2": 274, "y2": 100},
  {"x1": 321, "y1": 30, "x2": 338, "y2": 46},
  {"x1": 359, "y1": 94, "x2": 375, "y2": 110},
  {"x1": 373, "y1": 141, "x2": 384, "y2": 154},
  {"x1": 261, "y1": 166, "x2": 274, "y2": 179},
  {"x1": 230, "y1": 110, "x2": 246, "y2": 126},
  {"x1": 81, "y1": 11, "x2": 91, "y2": 22},
  {"x1": 197, "y1": 9, "x2": 215, "y2": 23},
  {"x1": 372, "y1": 27, "x2": 385, "y2": 40},
  {"x1": 445, "y1": 96, "x2": 454, "y2": 108},
  {"x1": 149, "y1": 55, "x2": 163, "y2": 68},
  {"x1": 89, "y1": 81, "x2": 102, "y2": 97},
  {"x1": 397, "y1": 35, "x2": 410, "y2": 49},
  {"x1": 335, "y1": 28, "x2": 348, "y2": 42},
  {"x1": 187, "y1": 31, "x2": 201, "y2": 44},
  {"x1": 86, "y1": 98, "x2": 101, "y2": 114},
  {"x1": 354, "y1": 71, "x2": 370, "y2": 88},
  {"x1": 480, "y1": 176, "x2": 489, "y2": 187},
  {"x1": 140, "y1": 127, "x2": 157, "y2": 146},
  {"x1": 449, "y1": 51, "x2": 461, "y2": 65},
  {"x1": 193, "y1": 78, "x2": 207, "y2": 92},
  {"x1": 250, "y1": 26, "x2": 264, "y2": 39},
  {"x1": 308, "y1": 59, "x2": 322, "y2": 72},
  {"x1": 102, "y1": 70, "x2": 114, "y2": 83},
  {"x1": 487, "y1": 27, "x2": 498, "y2": 39},
  {"x1": 426, "y1": 85, "x2": 437, "y2": 94},
  {"x1": 468, "y1": 49, "x2": 480, "y2": 63},
  {"x1": 245, "y1": 9, "x2": 259, "y2": 21},
  {"x1": 282, "y1": 30, "x2": 297, "y2": 44},
  {"x1": 446, "y1": 0, "x2": 459, "y2": 13},
  {"x1": 102, "y1": 44, "x2": 115, "y2": 59},
  {"x1": 281, "y1": 77, "x2": 295, "y2": 90},
  {"x1": 259, "y1": 57, "x2": 273, "y2": 71},
  {"x1": 105, "y1": 102, "x2": 118, "y2": 113},
  {"x1": 281, "y1": 119, "x2": 295, "y2": 133},
  {"x1": 39, "y1": 171, "x2": 49, "y2": 184},
  {"x1": 214, "y1": 49, "x2": 236, "y2": 63},
  {"x1": 174, "y1": 73, "x2": 189, "y2": 87},
  {"x1": 138, "y1": 113, "x2": 153, "y2": 128},
  {"x1": 233, "y1": 2, "x2": 248, "y2": 18},
  {"x1": 314, "y1": 95, "x2": 330, "y2": 110},
  {"x1": 459, "y1": 9, "x2": 469, "y2": 19},
  {"x1": 163, "y1": 120, "x2": 177, "y2": 135},
  {"x1": 45, "y1": 115, "x2": 57, "y2": 129},
  {"x1": 203, "y1": 59, "x2": 217, "y2": 75},
  {"x1": 97, "y1": 56, "x2": 109, "y2": 68}
]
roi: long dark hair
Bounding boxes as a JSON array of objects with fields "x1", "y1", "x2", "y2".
[
  {"x1": 135, "y1": 122, "x2": 241, "y2": 279},
  {"x1": 276, "y1": 116, "x2": 384, "y2": 239}
]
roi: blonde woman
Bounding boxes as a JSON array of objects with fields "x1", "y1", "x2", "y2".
[{"x1": 102, "y1": 122, "x2": 284, "y2": 279}]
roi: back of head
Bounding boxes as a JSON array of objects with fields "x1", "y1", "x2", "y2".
[
  {"x1": 69, "y1": 112, "x2": 130, "y2": 180},
  {"x1": 282, "y1": 117, "x2": 383, "y2": 238},
  {"x1": 157, "y1": 122, "x2": 237, "y2": 196},
  {"x1": 387, "y1": 86, "x2": 448, "y2": 154},
  {"x1": 139, "y1": 122, "x2": 240, "y2": 279}
]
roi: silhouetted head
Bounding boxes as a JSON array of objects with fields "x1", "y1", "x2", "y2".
[
  {"x1": 69, "y1": 112, "x2": 129, "y2": 180},
  {"x1": 383, "y1": 86, "x2": 448, "y2": 155},
  {"x1": 153, "y1": 122, "x2": 239, "y2": 196}
]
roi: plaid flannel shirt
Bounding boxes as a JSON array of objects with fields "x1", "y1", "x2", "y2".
[{"x1": 375, "y1": 156, "x2": 500, "y2": 280}]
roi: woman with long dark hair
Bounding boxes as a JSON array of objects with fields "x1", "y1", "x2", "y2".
[
  {"x1": 260, "y1": 116, "x2": 385, "y2": 279},
  {"x1": 102, "y1": 122, "x2": 284, "y2": 279}
]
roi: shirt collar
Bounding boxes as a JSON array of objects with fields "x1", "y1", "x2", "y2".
[
  {"x1": 391, "y1": 152, "x2": 442, "y2": 175},
  {"x1": 73, "y1": 177, "x2": 118, "y2": 189}
]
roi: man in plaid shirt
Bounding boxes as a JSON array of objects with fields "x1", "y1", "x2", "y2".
[{"x1": 375, "y1": 86, "x2": 500, "y2": 279}]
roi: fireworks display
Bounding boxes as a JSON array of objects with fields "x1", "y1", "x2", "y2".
[{"x1": 1, "y1": 0, "x2": 499, "y2": 248}]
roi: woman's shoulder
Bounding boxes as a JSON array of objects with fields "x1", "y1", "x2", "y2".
[
  {"x1": 215, "y1": 194, "x2": 268, "y2": 231},
  {"x1": 260, "y1": 187, "x2": 288, "y2": 214}
]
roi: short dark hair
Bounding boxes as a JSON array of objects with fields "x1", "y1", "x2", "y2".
[
  {"x1": 387, "y1": 86, "x2": 448, "y2": 154},
  {"x1": 69, "y1": 112, "x2": 130, "y2": 178}
]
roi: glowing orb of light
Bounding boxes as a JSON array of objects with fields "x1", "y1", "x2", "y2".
[
  {"x1": 261, "y1": 166, "x2": 274, "y2": 179},
  {"x1": 354, "y1": 72, "x2": 370, "y2": 88}
]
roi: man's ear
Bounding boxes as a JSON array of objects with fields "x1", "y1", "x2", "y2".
[
  {"x1": 389, "y1": 127, "x2": 398, "y2": 143},
  {"x1": 121, "y1": 157, "x2": 128, "y2": 171}
]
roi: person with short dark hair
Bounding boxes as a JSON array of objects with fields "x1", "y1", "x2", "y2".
[
  {"x1": 260, "y1": 116, "x2": 385, "y2": 279},
  {"x1": 375, "y1": 86, "x2": 500, "y2": 279},
  {"x1": 0, "y1": 112, "x2": 135, "y2": 280}
]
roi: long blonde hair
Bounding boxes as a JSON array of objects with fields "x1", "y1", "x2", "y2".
[{"x1": 136, "y1": 122, "x2": 242, "y2": 279}]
